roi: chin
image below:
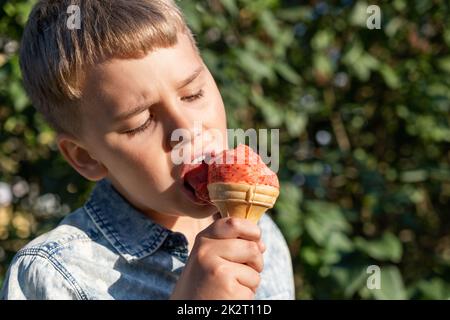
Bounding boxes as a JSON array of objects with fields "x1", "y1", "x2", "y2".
[{"x1": 178, "y1": 201, "x2": 218, "y2": 219}]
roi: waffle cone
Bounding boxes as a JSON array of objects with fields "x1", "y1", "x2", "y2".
[{"x1": 207, "y1": 182, "x2": 279, "y2": 223}]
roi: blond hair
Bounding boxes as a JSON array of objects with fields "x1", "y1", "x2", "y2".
[{"x1": 20, "y1": 0, "x2": 197, "y2": 134}]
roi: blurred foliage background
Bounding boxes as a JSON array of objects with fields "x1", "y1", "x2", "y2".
[{"x1": 1, "y1": 0, "x2": 449, "y2": 299}]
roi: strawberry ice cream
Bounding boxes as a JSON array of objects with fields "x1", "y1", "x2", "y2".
[
  {"x1": 182, "y1": 144, "x2": 280, "y2": 222},
  {"x1": 183, "y1": 144, "x2": 279, "y2": 202}
]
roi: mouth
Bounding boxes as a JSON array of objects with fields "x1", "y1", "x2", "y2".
[
  {"x1": 192, "y1": 154, "x2": 207, "y2": 164},
  {"x1": 179, "y1": 144, "x2": 224, "y2": 205},
  {"x1": 181, "y1": 178, "x2": 210, "y2": 205},
  {"x1": 191, "y1": 149, "x2": 218, "y2": 165},
  {"x1": 180, "y1": 156, "x2": 212, "y2": 205}
]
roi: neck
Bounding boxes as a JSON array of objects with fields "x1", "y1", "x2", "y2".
[
  {"x1": 108, "y1": 179, "x2": 216, "y2": 249},
  {"x1": 143, "y1": 210, "x2": 216, "y2": 251}
]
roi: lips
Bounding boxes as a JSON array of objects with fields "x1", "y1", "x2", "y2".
[
  {"x1": 180, "y1": 145, "x2": 221, "y2": 204},
  {"x1": 181, "y1": 160, "x2": 210, "y2": 203}
]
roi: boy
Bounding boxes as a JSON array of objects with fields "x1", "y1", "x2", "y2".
[{"x1": 1, "y1": 0, "x2": 294, "y2": 299}]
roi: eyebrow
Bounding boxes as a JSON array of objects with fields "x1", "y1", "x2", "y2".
[
  {"x1": 115, "y1": 66, "x2": 205, "y2": 122},
  {"x1": 114, "y1": 104, "x2": 150, "y2": 122},
  {"x1": 176, "y1": 65, "x2": 204, "y2": 89}
]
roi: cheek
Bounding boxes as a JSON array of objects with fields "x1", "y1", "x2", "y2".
[
  {"x1": 199, "y1": 103, "x2": 227, "y2": 152},
  {"x1": 207, "y1": 84, "x2": 227, "y2": 127},
  {"x1": 99, "y1": 132, "x2": 171, "y2": 183}
]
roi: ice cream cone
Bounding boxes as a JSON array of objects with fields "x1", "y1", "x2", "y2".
[{"x1": 207, "y1": 182, "x2": 279, "y2": 223}]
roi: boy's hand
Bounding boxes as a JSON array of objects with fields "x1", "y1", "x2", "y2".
[{"x1": 170, "y1": 217, "x2": 265, "y2": 300}]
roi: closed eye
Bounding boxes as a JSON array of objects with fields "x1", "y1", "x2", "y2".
[
  {"x1": 123, "y1": 112, "x2": 154, "y2": 137},
  {"x1": 181, "y1": 89, "x2": 204, "y2": 102}
]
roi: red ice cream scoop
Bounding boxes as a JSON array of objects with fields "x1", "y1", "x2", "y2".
[{"x1": 182, "y1": 144, "x2": 280, "y2": 223}]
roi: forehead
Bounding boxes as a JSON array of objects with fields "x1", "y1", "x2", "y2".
[{"x1": 81, "y1": 32, "x2": 201, "y2": 119}]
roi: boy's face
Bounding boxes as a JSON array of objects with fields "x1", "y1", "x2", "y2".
[{"x1": 70, "y1": 32, "x2": 227, "y2": 219}]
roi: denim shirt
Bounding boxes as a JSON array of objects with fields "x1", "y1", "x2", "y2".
[{"x1": 1, "y1": 179, "x2": 295, "y2": 300}]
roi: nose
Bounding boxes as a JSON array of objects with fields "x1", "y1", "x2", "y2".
[{"x1": 161, "y1": 99, "x2": 197, "y2": 151}]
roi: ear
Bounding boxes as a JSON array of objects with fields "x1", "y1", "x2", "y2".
[{"x1": 57, "y1": 133, "x2": 108, "y2": 181}]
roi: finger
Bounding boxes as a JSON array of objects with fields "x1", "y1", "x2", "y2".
[
  {"x1": 229, "y1": 262, "x2": 261, "y2": 294},
  {"x1": 202, "y1": 217, "x2": 261, "y2": 241},
  {"x1": 214, "y1": 238, "x2": 264, "y2": 272},
  {"x1": 257, "y1": 240, "x2": 266, "y2": 253}
]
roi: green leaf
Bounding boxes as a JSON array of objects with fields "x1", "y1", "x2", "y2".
[
  {"x1": 305, "y1": 201, "x2": 351, "y2": 246},
  {"x1": 332, "y1": 265, "x2": 368, "y2": 298},
  {"x1": 326, "y1": 232, "x2": 354, "y2": 252},
  {"x1": 179, "y1": 2, "x2": 202, "y2": 32},
  {"x1": 220, "y1": 0, "x2": 239, "y2": 16},
  {"x1": 285, "y1": 111, "x2": 308, "y2": 137},
  {"x1": 313, "y1": 54, "x2": 333, "y2": 78},
  {"x1": 3, "y1": 2, "x2": 16, "y2": 16},
  {"x1": 393, "y1": 0, "x2": 407, "y2": 11},
  {"x1": 260, "y1": 11, "x2": 280, "y2": 39},
  {"x1": 321, "y1": 248, "x2": 341, "y2": 265},
  {"x1": 437, "y1": 56, "x2": 450, "y2": 74},
  {"x1": 9, "y1": 81, "x2": 30, "y2": 112},
  {"x1": 301, "y1": 246, "x2": 320, "y2": 266},
  {"x1": 385, "y1": 17, "x2": 404, "y2": 37},
  {"x1": 350, "y1": 1, "x2": 369, "y2": 27},
  {"x1": 355, "y1": 232, "x2": 403, "y2": 263},
  {"x1": 379, "y1": 64, "x2": 400, "y2": 89},
  {"x1": 343, "y1": 42, "x2": 379, "y2": 81},
  {"x1": 413, "y1": 278, "x2": 450, "y2": 299},
  {"x1": 372, "y1": 266, "x2": 407, "y2": 300},
  {"x1": 277, "y1": 7, "x2": 309, "y2": 22},
  {"x1": 274, "y1": 62, "x2": 302, "y2": 85},
  {"x1": 235, "y1": 50, "x2": 275, "y2": 83},
  {"x1": 250, "y1": 93, "x2": 283, "y2": 127},
  {"x1": 16, "y1": 1, "x2": 37, "y2": 25},
  {"x1": 311, "y1": 30, "x2": 334, "y2": 51},
  {"x1": 400, "y1": 170, "x2": 428, "y2": 183},
  {"x1": 444, "y1": 29, "x2": 450, "y2": 46},
  {"x1": 275, "y1": 183, "x2": 303, "y2": 243}
]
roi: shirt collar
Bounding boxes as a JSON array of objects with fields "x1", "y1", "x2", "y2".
[{"x1": 84, "y1": 179, "x2": 176, "y2": 262}]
